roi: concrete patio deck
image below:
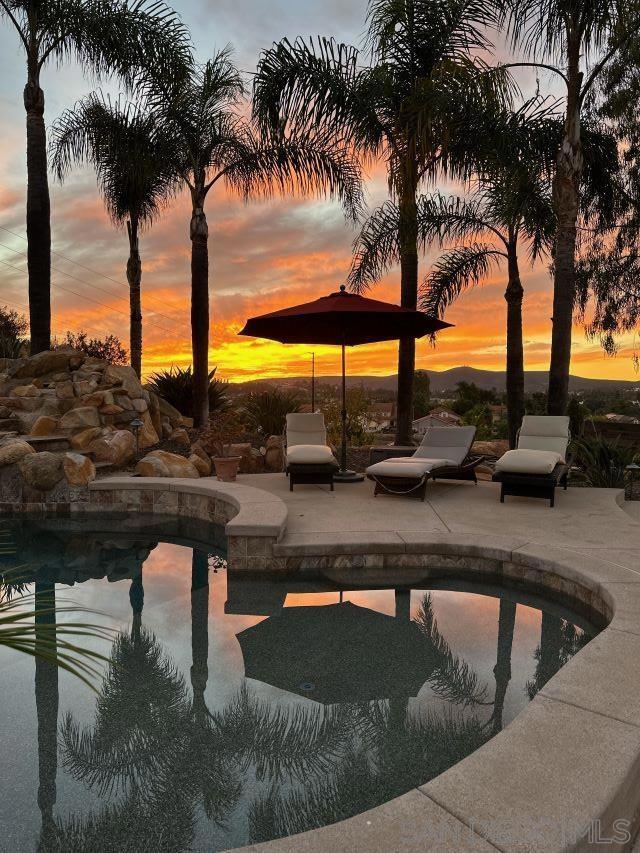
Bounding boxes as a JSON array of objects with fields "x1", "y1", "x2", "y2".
[{"x1": 240, "y1": 474, "x2": 640, "y2": 574}]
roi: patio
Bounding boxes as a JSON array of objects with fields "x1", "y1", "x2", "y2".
[{"x1": 240, "y1": 474, "x2": 640, "y2": 574}]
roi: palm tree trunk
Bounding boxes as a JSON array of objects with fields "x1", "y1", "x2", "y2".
[
  {"x1": 395, "y1": 179, "x2": 419, "y2": 445},
  {"x1": 24, "y1": 55, "x2": 51, "y2": 354},
  {"x1": 34, "y1": 582, "x2": 58, "y2": 850},
  {"x1": 505, "y1": 238, "x2": 525, "y2": 448},
  {"x1": 126, "y1": 218, "x2": 143, "y2": 378},
  {"x1": 190, "y1": 186, "x2": 209, "y2": 427},
  {"x1": 490, "y1": 598, "x2": 516, "y2": 735},
  {"x1": 190, "y1": 187, "x2": 210, "y2": 429},
  {"x1": 548, "y1": 47, "x2": 583, "y2": 416}
]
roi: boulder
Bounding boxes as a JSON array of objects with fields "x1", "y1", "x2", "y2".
[
  {"x1": 103, "y1": 364, "x2": 144, "y2": 399},
  {"x1": 168, "y1": 427, "x2": 191, "y2": 449},
  {"x1": 19, "y1": 451, "x2": 64, "y2": 490},
  {"x1": 88, "y1": 429, "x2": 135, "y2": 465},
  {"x1": 70, "y1": 427, "x2": 102, "y2": 451},
  {"x1": 115, "y1": 393, "x2": 134, "y2": 411},
  {"x1": 12, "y1": 384, "x2": 40, "y2": 398},
  {"x1": 63, "y1": 452, "x2": 96, "y2": 486},
  {"x1": 131, "y1": 398, "x2": 148, "y2": 413},
  {"x1": 228, "y1": 442, "x2": 254, "y2": 473},
  {"x1": 60, "y1": 407, "x2": 101, "y2": 431},
  {"x1": 138, "y1": 411, "x2": 160, "y2": 449},
  {"x1": 73, "y1": 379, "x2": 97, "y2": 396},
  {"x1": 12, "y1": 348, "x2": 83, "y2": 379},
  {"x1": 82, "y1": 390, "x2": 114, "y2": 407},
  {"x1": 189, "y1": 453, "x2": 211, "y2": 476},
  {"x1": 147, "y1": 449, "x2": 199, "y2": 478},
  {"x1": 264, "y1": 435, "x2": 284, "y2": 472},
  {"x1": 99, "y1": 404, "x2": 124, "y2": 416},
  {"x1": 156, "y1": 395, "x2": 184, "y2": 425},
  {"x1": 135, "y1": 455, "x2": 170, "y2": 477},
  {"x1": 0, "y1": 440, "x2": 35, "y2": 467},
  {"x1": 56, "y1": 380, "x2": 75, "y2": 400},
  {"x1": 29, "y1": 416, "x2": 59, "y2": 436},
  {"x1": 147, "y1": 392, "x2": 162, "y2": 436}
]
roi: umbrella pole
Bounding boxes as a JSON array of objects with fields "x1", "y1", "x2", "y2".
[{"x1": 334, "y1": 341, "x2": 364, "y2": 483}]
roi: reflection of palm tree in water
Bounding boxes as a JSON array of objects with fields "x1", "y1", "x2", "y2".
[
  {"x1": 35, "y1": 582, "x2": 59, "y2": 852},
  {"x1": 248, "y1": 591, "x2": 492, "y2": 844},
  {"x1": 48, "y1": 584, "x2": 504, "y2": 849},
  {"x1": 527, "y1": 612, "x2": 591, "y2": 699},
  {"x1": 489, "y1": 599, "x2": 517, "y2": 735}
]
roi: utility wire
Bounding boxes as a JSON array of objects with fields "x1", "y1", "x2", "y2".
[
  {"x1": 0, "y1": 224, "x2": 187, "y2": 320},
  {"x1": 0, "y1": 251, "x2": 177, "y2": 336}
]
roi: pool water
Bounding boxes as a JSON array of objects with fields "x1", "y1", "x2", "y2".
[{"x1": 0, "y1": 517, "x2": 598, "y2": 852}]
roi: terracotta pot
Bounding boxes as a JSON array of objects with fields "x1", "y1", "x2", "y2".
[{"x1": 213, "y1": 456, "x2": 242, "y2": 482}]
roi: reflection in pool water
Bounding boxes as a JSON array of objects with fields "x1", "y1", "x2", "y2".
[{"x1": 0, "y1": 518, "x2": 599, "y2": 852}]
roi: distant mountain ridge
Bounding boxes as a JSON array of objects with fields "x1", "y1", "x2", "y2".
[{"x1": 229, "y1": 366, "x2": 640, "y2": 394}]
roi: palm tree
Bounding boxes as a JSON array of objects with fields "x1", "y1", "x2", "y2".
[
  {"x1": 50, "y1": 93, "x2": 179, "y2": 377},
  {"x1": 143, "y1": 49, "x2": 362, "y2": 427},
  {"x1": 498, "y1": 0, "x2": 640, "y2": 414},
  {"x1": 415, "y1": 104, "x2": 557, "y2": 447},
  {"x1": 253, "y1": 0, "x2": 512, "y2": 443},
  {"x1": 0, "y1": 0, "x2": 189, "y2": 354}
]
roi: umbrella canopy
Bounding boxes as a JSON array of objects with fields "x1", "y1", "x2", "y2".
[
  {"x1": 239, "y1": 286, "x2": 452, "y2": 480},
  {"x1": 236, "y1": 601, "x2": 436, "y2": 704},
  {"x1": 239, "y1": 285, "x2": 451, "y2": 346}
]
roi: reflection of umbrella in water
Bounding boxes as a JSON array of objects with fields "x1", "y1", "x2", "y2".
[{"x1": 236, "y1": 601, "x2": 435, "y2": 704}]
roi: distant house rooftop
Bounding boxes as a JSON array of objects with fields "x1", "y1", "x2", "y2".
[{"x1": 413, "y1": 408, "x2": 462, "y2": 435}]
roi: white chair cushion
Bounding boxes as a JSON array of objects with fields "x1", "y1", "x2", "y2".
[
  {"x1": 366, "y1": 458, "x2": 451, "y2": 479},
  {"x1": 517, "y1": 416, "x2": 569, "y2": 457},
  {"x1": 495, "y1": 449, "x2": 564, "y2": 475},
  {"x1": 287, "y1": 444, "x2": 336, "y2": 465}
]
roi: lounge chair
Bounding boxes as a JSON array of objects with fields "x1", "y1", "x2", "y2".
[
  {"x1": 492, "y1": 415, "x2": 571, "y2": 507},
  {"x1": 365, "y1": 426, "x2": 481, "y2": 501},
  {"x1": 285, "y1": 413, "x2": 338, "y2": 491}
]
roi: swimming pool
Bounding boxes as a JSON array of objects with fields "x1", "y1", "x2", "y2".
[{"x1": 0, "y1": 516, "x2": 599, "y2": 852}]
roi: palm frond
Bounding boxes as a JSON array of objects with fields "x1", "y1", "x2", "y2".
[{"x1": 420, "y1": 244, "x2": 506, "y2": 317}]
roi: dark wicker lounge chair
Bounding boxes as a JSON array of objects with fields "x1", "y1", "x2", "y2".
[
  {"x1": 285, "y1": 413, "x2": 338, "y2": 491},
  {"x1": 365, "y1": 426, "x2": 482, "y2": 501},
  {"x1": 491, "y1": 416, "x2": 571, "y2": 507}
]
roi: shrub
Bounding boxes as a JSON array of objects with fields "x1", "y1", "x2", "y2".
[
  {"x1": 0, "y1": 306, "x2": 28, "y2": 341},
  {"x1": 198, "y1": 409, "x2": 246, "y2": 456},
  {"x1": 242, "y1": 389, "x2": 300, "y2": 436},
  {"x1": 147, "y1": 366, "x2": 229, "y2": 419},
  {"x1": 0, "y1": 336, "x2": 28, "y2": 358},
  {"x1": 570, "y1": 435, "x2": 637, "y2": 488},
  {"x1": 325, "y1": 387, "x2": 374, "y2": 447},
  {"x1": 64, "y1": 331, "x2": 127, "y2": 364}
]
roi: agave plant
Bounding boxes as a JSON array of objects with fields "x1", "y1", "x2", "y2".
[
  {"x1": 570, "y1": 434, "x2": 638, "y2": 488},
  {"x1": 0, "y1": 335, "x2": 28, "y2": 358},
  {"x1": 146, "y1": 365, "x2": 229, "y2": 419},
  {"x1": 242, "y1": 389, "x2": 301, "y2": 436}
]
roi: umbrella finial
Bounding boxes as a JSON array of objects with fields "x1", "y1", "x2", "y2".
[{"x1": 339, "y1": 284, "x2": 346, "y2": 293}]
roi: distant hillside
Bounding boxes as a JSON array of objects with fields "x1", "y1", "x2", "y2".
[{"x1": 229, "y1": 366, "x2": 640, "y2": 395}]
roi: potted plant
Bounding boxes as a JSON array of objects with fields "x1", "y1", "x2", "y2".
[{"x1": 199, "y1": 410, "x2": 244, "y2": 482}]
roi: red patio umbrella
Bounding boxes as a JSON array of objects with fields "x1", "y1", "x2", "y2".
[{"x1": 239, "y1": 285, "x2": 451, "y2": 481}]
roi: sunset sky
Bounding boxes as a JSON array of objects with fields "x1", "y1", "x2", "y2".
[{"x1": 0, "y1": 0, "x2": 638, "y2": 383}]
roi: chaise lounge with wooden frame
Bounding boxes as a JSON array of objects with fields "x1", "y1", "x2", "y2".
[
  {"x1": 492, "y1": 415, "x2": 571, "y2": 507},
  {"x1": 365, "y1": 426, "x2": 482, "y2": 501},
  {"x1": 285, "y1": 413, "x2": 339, "y2": 491}
]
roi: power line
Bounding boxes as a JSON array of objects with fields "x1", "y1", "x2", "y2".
[
  {"x1": 0, "y1": 251, "x2": 177, "y2": 336},
  {"x1": 0, "y1": 223, "x2": 187, "y2": 319},
  {"x1": 0, "y1": 258, "x2": 146, "y2": 339}
]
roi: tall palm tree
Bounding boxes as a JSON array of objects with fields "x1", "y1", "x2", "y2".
[
  {"x1": 352, "y1": 103, "x2": 557, "y2": 447},
  {"x1": 254, "y1": 0, "x2": 512, "y2": 443},
  {"x1": 144, "y1": 49, "x2": 362, "y2": 427},
  {"x1": 498, "y1": 0, "x2": 640, "y2": 414},
  {"x1": 50, "y1": 93, "x2": 178, "y2": 377},
  {"x1": 0, "y1": 0, "x2": 189, "y2": 354}
]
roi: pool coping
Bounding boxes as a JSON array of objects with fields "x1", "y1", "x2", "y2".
[{"x1": 15, "y1": 475, "x2": 640, "y2": 851}]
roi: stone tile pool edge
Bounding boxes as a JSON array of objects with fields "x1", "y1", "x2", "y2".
[{"x1": 3, "y1": 475, "x2": 640, "y2": 852}]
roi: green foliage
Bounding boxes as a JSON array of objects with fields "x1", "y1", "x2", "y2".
[
  {"x1": 570, "y1": 435, "x2": 638, "y2": 488},
  {"x1": 0, "y1": 305, "x2": 28, "y2": 340},
  {"x1": 147, "y1": 366, "x2": 229, "y2": 419},
  {"x1": 450, "y1": 381, "x2": 497, "y2": 416},
  {"x1": 567, "y1": 396, "x2": 587, "y2": 437},
  {"x1": 243, "y1": 389, "x2": 301, "y2": 436},
  {"x1": 413, "y1": 370, "x2": 431, "y2": 418},
  {"x1": 324, "y1": 388, "x2": 375, "y2": 447},
  {"x1": 462, "y1": 403, "x2": 493, "y2": 440},
  {"x1": 64, "y1": 331, "x2": 128, "y2": 364},
  {"x1": 0, "y1": 336, "x2": 27, "y2": 358}
]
